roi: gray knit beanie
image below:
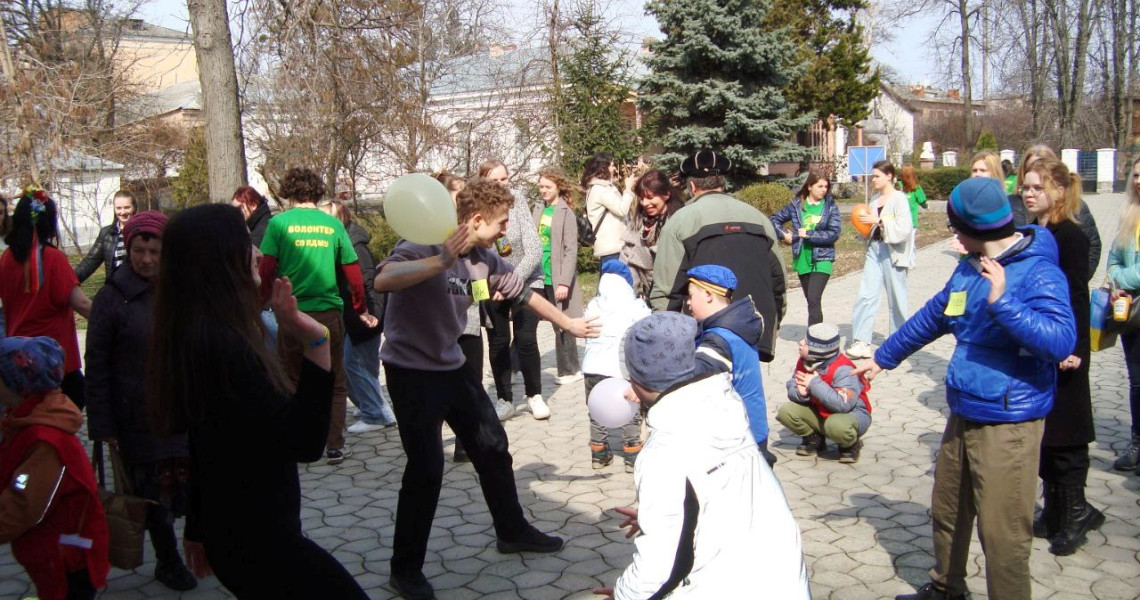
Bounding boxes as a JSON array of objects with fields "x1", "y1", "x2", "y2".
[
  {"x1": 805, "y1": 323, "x2": 841, "y2": 367},
  {"x1": 623, "y1": 312, "x2": 699, "y2": 392}
]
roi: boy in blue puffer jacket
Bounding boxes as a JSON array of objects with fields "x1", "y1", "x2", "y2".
[
  {"x1": 687, "y1": 265, "x2": 777, "y2": 466},
  {"x1": 858, "y1": 178, "x2": 1076, "y2": 600}
]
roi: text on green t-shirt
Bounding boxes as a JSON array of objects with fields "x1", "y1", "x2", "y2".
[{"x1": 260, "y1": 208, "x2": 358, "y2": 313}]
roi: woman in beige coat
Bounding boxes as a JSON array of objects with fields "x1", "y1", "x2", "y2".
[
  {"x1": 582, "y1": 153, "x2": 637, "y2": 262},
  {"x1": 534, "y1": 167, "x2": 584, "y2": 386}
]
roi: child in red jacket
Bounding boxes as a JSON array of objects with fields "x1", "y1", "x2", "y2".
[{"x1": 0, "y1": 336, "x2": 109, "y2": 600}]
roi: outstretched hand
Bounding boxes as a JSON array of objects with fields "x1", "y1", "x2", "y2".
[
  {"x1": 567, "y1": 315, "x2": 601, "y2": 339},
  {"x1": 591, "y1": 587, "x2": 614, "y2": 600},
  {"x1": 852, "y1": 360, "x2": 884, "y2": 381},
  {"x1": 614, "y1": 506, "x2": 640, "y2": 538}
]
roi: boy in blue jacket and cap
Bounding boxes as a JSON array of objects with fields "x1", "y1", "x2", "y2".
[
  {"x1": 687, "y1": 264, "x2": 776, "y2": 465},
  {"x1": 858, "y1": 178, "x2": 1076, "y2": 600}
]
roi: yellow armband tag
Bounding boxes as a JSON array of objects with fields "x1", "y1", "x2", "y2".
[
  {"x1": 944, "y1": 291, "x2": 967, "y2": 316},
  {"x1": 471, "y1": 279, "x2": 490, "y2": 302}
]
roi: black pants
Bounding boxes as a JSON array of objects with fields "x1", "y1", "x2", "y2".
[
  {"x1": 799, "y1": 272, "x2": 830, "y2": 327},
  {"x1": 65, "y1": 569, "x2": 96, "y2": 600},
  {"x1": 61, "y1": 370, "x2": 85, "y2": 411},
  {"x1": 385, "y1": 363, "x2": 529, "y2": 576},
  {"x1": 544, "y1": 286, "x2": 580, "y2": 376},
  {"x1": 486, "y1": 299, "x2": 542, "y2": 401},
  {"x1": 206, "y1": 532, "x2": 368, "y2": 599},
  {"x1": 1039, "y1": 444, "x2": 1091, "y2": 488}
]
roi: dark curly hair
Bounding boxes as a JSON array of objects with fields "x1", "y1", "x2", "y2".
[
  {"x1": 580, "y1": 152, "x2": 615, "y2": 189},
  {"x1": 456, "y1": 178, "x2": 514, "y2": 223},
  {"x1": 278, "y1": 168, "x2": 326, "y2": 204}
]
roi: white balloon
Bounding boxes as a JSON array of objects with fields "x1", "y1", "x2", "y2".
[
  {"x1": 588, "y1": 377, "x2": 639, "y2": 428},
  {"x1": 383, "y1": 173, "x2": 458, "y2": 245}
]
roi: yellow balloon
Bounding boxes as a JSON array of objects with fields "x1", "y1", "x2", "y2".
[{"x1": 383, "y1": 174, "x2": 458, "y2": 245}]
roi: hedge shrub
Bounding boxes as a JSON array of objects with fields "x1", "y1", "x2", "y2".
[
  {"x1": 736, "y1": 182, "x2": 794, "y2": 215},
  {"x1": 918, "y1": 167, "x2": 970, "y2": 201}
]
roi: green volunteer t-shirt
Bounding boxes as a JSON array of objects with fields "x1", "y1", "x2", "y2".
[
  {"x1": 539, "y1": 205, "x2": 555, "y2": 285},
  {"x1": 260, "y1": 207, "x2": 358, "y2": 313},
  {"x1": 792, "y1": 200, "x2": 832, "y2": 276},
  {"x1": 906, "y1": 186, "x2": 927, "y2": 228}
]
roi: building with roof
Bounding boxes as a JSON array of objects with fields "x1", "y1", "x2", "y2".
[{"x1": 114, "y1": 17, "x2": 198, "y2": 93}]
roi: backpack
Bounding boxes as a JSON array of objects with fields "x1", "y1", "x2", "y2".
[{"x1": 576, "y1": 210, "x2": 607, "y2": 247}]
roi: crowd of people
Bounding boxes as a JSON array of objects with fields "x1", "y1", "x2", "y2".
[{"x1": 0, "y1": 144, "x2": 1136, "y2": 600}]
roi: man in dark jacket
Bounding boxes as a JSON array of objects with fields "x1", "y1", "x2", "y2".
[
  {"x1": 650, "y1": 151, "x2": 786, "y2": 362},
  {"x1": 74, "y1": 190, "x2": 136, "y2": 283},
  {"x1": 859, "y1": 179, "x2": 1077, "y2": 600}
]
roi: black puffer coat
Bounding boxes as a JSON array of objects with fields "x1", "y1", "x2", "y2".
[{"x1": 85, "y1": 265, "x2": 188, "y2": 464}]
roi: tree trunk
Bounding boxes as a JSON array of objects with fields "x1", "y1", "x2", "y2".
[
  {"x1": 188, "y1": 0, "x2": 247, "y2": 203},
  {"x1": 958, "y1": 0, "x2": 973, "y2": 148}
]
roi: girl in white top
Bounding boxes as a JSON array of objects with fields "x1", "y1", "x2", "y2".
[
  {"x1": 846, "y1": 160, "x2": 914, "y2": 359},
  {"x1": 582, "y1": 153, "x2": 637, "y2": 261}
]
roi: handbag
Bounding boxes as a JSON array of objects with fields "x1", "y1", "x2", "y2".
[
  {"x1": 576, "y1": 210, "x2": 607, "y2": 247},
  {"x1": 94, "y1": 442, "x2": 154, "y2": 570},
  {"x1": 1090, "y1": 285, "x2": 1118, "y2": 352}
]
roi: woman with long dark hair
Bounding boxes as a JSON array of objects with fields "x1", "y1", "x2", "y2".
[
  {"x1": 582, "y1": 152, "x2": 636, "y2": 264},
  {"x1": 1021, "y1": 158, "x2": 1104, "y2": 556},
  {"x1": 846, "y1": 161, "x2": 913, "y2": 359},
  {"x1": 770, "y1": 173, "x2": 841, "y2": 326},
  {"x1": 0, "y1": 188, "x2": 92, "y2": 408},
  {"x1": 148, "y1": 204, "x2": 367, "y2": 598},
  {"x1": 618, "y1": 169, "x2": 684, "y2": 300}
]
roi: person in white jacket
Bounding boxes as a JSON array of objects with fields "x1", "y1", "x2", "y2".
[
  {"x1": 582, "y1": 260, "x2": 651, "y2": 472},
  {"x1": 582, "y1": 153, "x2": 637, "y2": 262},
  {"x1": 846, "y1": 160, "x2": 915, "y2": 359},
  {"x1": 595, "y1": 312, "x2": 810, "y2": 600}
]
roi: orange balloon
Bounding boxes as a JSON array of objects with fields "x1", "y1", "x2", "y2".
[{"x1": 851, "y1": 204, "x2": 874, "y2": 237}]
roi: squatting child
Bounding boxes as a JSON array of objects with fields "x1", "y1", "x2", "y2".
[
  {"x1": 776, "y1": 323, "x2": 871, "y2": 463},
  {"x1": 582, "y1": 260, "x2": 650, "y2": 472},
  {"x1": 0, "y1": 336, "x2": 109, "y2": 600}
]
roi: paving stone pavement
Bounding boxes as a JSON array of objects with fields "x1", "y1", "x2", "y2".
[{"x1": 2, "y1": 194, "x2": 1138, "y2": 599}]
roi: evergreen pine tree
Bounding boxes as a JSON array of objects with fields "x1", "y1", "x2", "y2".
[
  {"x1": 640, "y1": 0, "x2": 812, "y2": 179},
  {"x1": 766, "y1": 0, "x2": 880, "y2": 127},
  {"x1": 556, "y1": 0, "x2": 639, "y2": 174}
]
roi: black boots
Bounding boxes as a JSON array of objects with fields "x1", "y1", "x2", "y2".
[
  {"x1": 1112, "y1": 434, "x2": 1140, "y2": 471},
  {"x1": 1033, "y1": 482, "x2": 1060, "y2": 539},
  {"x1": 796, "y1": 433, "x2": 826, "y2": 456},
  {"x1": 895, "y1": 582, "x2": 967, "y2": 600},
  {"x1": 1048, "y1": 485, "x2": 1105, "y2": 556}
]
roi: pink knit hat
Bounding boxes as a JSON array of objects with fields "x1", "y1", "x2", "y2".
[{"x1": 123, "y1": 210, "x2": 168, "y2": 249}]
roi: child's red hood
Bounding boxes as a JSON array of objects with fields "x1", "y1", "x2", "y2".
[{"x1": 2, "y1": 391, "x2": 84, "y2": 437}]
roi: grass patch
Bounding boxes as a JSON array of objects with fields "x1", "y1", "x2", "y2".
[{"x1": 67, "y1": 253, "x2": 104, "y2": 331}]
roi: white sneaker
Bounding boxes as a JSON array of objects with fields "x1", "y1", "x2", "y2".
[
  {"x1": 494, "y1": 398, "x2": 517, "y2": 421},
  {"x1": 347, "y1": 421, "x2": 386, "y2": 434},
  {"x1": 352, "y1": 407, "x2": 361, "y2": 419},
  {"x1": 556, "y1": 372, "x2": 583, "y2": 385},
  {"x1": 527, "y1": 395, "x2": 551, "y2": 420},
  {"x1": 845, "y1": 341, "x2": 873, "y2": 359}
]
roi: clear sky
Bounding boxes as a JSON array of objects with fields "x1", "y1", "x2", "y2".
[{"x1": 137, "y1": 0, "x2": 941, "y2": 84}]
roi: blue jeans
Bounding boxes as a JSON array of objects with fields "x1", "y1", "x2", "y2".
[
  {"x1": 344, "y1": 334, "x2": 397, "y2": 426},
  {"x1": 851, "y1": 240, "x2": 908, "y2": 344},
  {"x1": 261, "y1": 308, "x2": 278, "y2": 352}
]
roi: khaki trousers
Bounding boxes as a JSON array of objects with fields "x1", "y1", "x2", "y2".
[
  {"x1": 775, "y1": 402, "x2": 861, "y2": 447},
  {"x1": 280, "y1": 309, "x2": 348, "y2": 452},
  {"x1": 929, "y1": 414, "x2": 1043, "y2": 600}
]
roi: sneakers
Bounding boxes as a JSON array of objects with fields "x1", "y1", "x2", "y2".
[
  {"x1": 155, "y1": 560, "x2": 197, "y2": 591},
  {"x1": 326, "y1": 447, "x2": 352, "y2": 465},
  {"x1": 896, "y1": 583, "x2": 966, "y2": 600},
  {"x1": 556, "y1": 371, "x2": 584, "y2": 385},
  {"x1": 390, "y1": 571, "x2": 436, "y2": 600},
  {"x1": 494, "y1": 398, "x2": 517, "y2": 421},
  {"x1": 496, "y1": 525, "x2": 565, "y2": 554},
  {"x1": 1112, "y1": 434, "x2": 1140, "y2": 471},
  {"x1": 796, "y1": 433, "x2": 827, "y2": 456},
  {"x1": 838, "y1": 439, "x2": 862, "y2": 464},
  {"x1": 527, "y1": 395, "x2": 551, "y2": 420},
  {"x1": 845, "y1": 340, "x2": 873, "y2": 359},
  {"x1": 591, "y1": 445, "x2": 613, "y2": 469},
  {"x1": 347, "y1": 420, "x2": 393, "y2": 434}
]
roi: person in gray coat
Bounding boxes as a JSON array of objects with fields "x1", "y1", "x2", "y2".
[{"x1": 534, "y1": 167, "x2": 583, "y2": 388}]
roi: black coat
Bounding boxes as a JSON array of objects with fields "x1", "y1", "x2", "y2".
[
  {"x1": 74, "y1": 222, "x2": 122, "y2": 283},
  {"x1": 1043, "y1": 220, "x2": 1095, "y2": 446},
  {"x1": 247, "y1": 202, "x2": 273, "y2": 248},
  {"x1": 338, "y1": 222, "x2": 382, "y2": 344},
  {"x1": 85, "y1": 265, "x2": 189, "y2": 464}
]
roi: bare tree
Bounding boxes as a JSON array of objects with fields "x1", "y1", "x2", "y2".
[{"x1": 188, "y1": 0, "x2": 247, "y2": 202}]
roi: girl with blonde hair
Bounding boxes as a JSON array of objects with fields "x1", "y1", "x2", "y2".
[
  {"x1": 1021, "y1": 157, "x2": 1104, "y2": 555},
  {"x1": 969, "y1": 150, "x2": 1004, "y2": 181},
  {"x1": 1009, "y1": 145, "x2": 1101, "y2": 275},
  {"x1": 1107, "y1": 158, "x2": 1140, "y2": 476}
]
